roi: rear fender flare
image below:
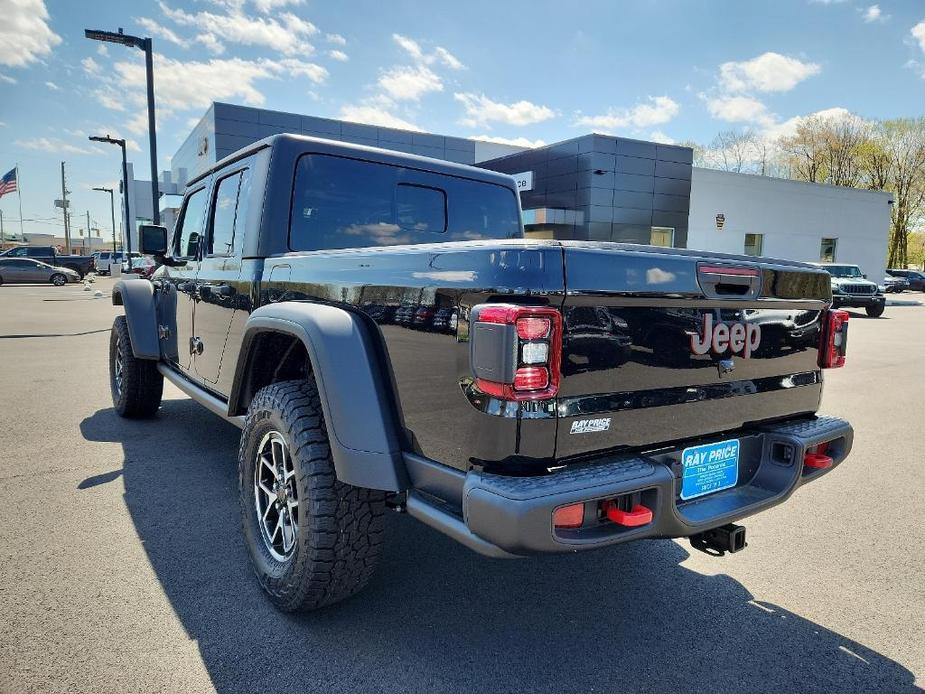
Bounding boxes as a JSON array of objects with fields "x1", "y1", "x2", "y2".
[
  {"x1": 229, "y1": 302, "x2": 408, "y2": 492},
  {"x1": 111, "y1": 279, "x2": 160, "y2": 360}
]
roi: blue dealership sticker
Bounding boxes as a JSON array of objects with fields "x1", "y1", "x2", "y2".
[{"x1": 680, "y1": 439, "x2": 740, "y2": 500}]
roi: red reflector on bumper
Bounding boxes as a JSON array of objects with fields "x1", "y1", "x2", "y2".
[
  {"x1": 603, "y1": 502, "x2": 653, "y2": 527},
  {"x1": 553, "y1": 503, "x2": 584, "y2": 529}
]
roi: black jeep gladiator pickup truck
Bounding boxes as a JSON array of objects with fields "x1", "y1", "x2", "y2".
[
  {"x1": 0, "y1": 245, "x2": 95, "y2": 278},
  {"x1": 110, "y1": 134, "x2": 854, "y2": 612}
]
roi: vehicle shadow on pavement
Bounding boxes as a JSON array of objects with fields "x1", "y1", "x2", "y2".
[{"x1": 80, "y1": 402, "x2": 921, "y2": 694}]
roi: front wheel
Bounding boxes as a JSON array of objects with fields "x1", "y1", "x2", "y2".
[
  {"x1": 238, "y1": 379, "x2": 386, "y2": 612},
  {"x1": 109, "y1": 315, "x2": 164, "y2": 417},
  {"x1": 50, "y1": 273, "x2": 67, "y2": 286},
  {"x1": 866, "y1": 303, "x2": 885, "y2": 318}
]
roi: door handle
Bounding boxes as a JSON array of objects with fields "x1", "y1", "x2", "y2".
[{"x1": 200, "y1": 283, "x2": 234, "y2": 299}]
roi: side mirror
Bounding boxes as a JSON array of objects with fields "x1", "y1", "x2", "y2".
[
  {"x1": 862, "y1": 274, "x2": 867, "y2": 279},
  {"x1": 139, "y1": 224, "x2": 168, "y2": 256}
]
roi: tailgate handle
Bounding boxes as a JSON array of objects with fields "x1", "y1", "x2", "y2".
[{"x1": 697, "y1": 264, "x2": 761, "y2": 299}]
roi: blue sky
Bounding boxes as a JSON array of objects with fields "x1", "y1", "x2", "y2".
[{"x1": 1, "y1": 0, "x2": 924, "y2": 244}]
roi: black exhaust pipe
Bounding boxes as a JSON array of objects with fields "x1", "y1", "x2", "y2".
[{"x1": 690, "y1": 523, "x2": 747, "y2": 556}]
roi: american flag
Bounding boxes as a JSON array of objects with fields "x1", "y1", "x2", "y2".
[{"x1": 0, "y1": 168, "x2": 16, "y2": 199}]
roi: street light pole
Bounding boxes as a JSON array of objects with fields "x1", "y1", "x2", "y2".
[
  {"x1": 84, "y1": 27, "x2": 160, "y2": 225},
  {"x1": 92, "y1": 186, "x2": 117, "y2": 254},
  {"x1": 89, "y1": 135, "x2": 131, "y2": 258}
]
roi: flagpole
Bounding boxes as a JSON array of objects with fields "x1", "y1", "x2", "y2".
[{"x1": 16, "y1": 164, "x2": 24, "y2": 237}]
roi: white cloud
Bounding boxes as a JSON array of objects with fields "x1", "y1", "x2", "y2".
[
  {"x1": 159, "y1": 2, "x2": 318, "y2": 56},
  {"x1": 763, "y1": 106, "x2": 854, "y2": 140},
  {"x1": 392, "y1": 34, "x2": 465, "y2": 69},
  {"x1": 338, "y1": 104, "x2": 421, "y2": 131},
  {"x1": 109, "y1": 53, "x2": 326, "y2": 117},
  {"x1": 328, "y1": 49, "x2": 348, "y2": 62},
  {"x1": 719, "y1": 52, "x2": 820, "y2": 93},
  {"x1": 252, "y1": 0, "x2": 304, "y2": 12},
  {"x1": 81, "y1": 56, "x2": 102, "y2": 76},
  {"x1": 862, "y1": 5, "x2": 888, "y2": 23},
  {"x1": 649, "y1": 130, "x2": 675, "y2": 144},
  {"x1": 137, "y1": 17, "x2": 189, "y2": 47},
  {"x1": 913, "y1": 21, "x2": 925, "y2": 52},
  {"x1": 15, "y1": 137, "x2": 101, "y2": 156},
  {"x1": 0, "y1": 72, "x2": 17, "y2": 84},
  {"x1": 326, "y1": 33, "x2": 347, "y2": 46},
  {"x1": 44, "y1": 81, "x2": 59, "y2": 91},
  {"x1": 471, "y1": 134, "x2": 546, "y2": 148},
  {"x1": 705, "y1": 94, "x2": 775, "y2": 126},
  {"x1": 0, "y1": 0, "x2": 62, "y2": 68},
  {"x1": 196, "y1": 33, "x2": 225, "y2": 55},
  {"x1": 97, "y1": 44, "x2": 108, "y2": 57},
  {"x1": 455, "y1": 93, "x2": 556, "y2": 127},
  {"x1": 575, "y1": 95, "x2": 679, "y2": 131},
  {"x1": 378, "y1": 64, "x2": 442, "y2": 101}
]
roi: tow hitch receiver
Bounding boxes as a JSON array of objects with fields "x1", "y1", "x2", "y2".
[{"x1": 690, "y1": 523, "x2": 747, "y2": 556}]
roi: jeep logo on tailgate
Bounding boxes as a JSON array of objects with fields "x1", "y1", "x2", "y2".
[{"x1": 690, "y1": 314, "x2": 761, "y2": 358}]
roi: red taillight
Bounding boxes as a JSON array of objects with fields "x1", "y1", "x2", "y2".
[
  {"x1": 553, "y1": 503, "x2": 584, "y2": 529},
  {"x1": 819, "y1": 309, "x2": 849, "y2": 369},
  {"x1": 513, "y1": 366, "x2": 549, "y2": 391},
  {"x1": 472, "y1": 304, "x2": 562, "y2": 401},
  {"x1": 516, "y1": 317, "x2": 551, "y2": 340}
]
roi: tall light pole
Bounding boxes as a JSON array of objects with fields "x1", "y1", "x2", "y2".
[
  {"x1": 92, "y1": 186, "x2": 117, "y2": 254},
  {"x1": 84, "y1": 27, "x2": 160, "y2": 225},
  {"x1": 90, "y1": 135, "x2": 132, "y2": 257}
]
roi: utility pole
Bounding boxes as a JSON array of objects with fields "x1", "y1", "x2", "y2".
[
  {"x1": 1, "y1": 209, "x2": 4, "y2": 246},
  {"x1": 60, "y1": 162, "x2": 71, "y2": 254},
  {"x1": 86, "y1": 210, "x2": 91, "y2": 254}
]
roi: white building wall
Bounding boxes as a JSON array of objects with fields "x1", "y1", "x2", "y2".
[{"x1": 688, "y1": 167, "x2": 893, "y2": 282}]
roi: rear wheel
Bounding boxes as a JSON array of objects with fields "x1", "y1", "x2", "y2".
[
  {"x1": 866, "y1": 303, "x2": 885, "y2": 318},
  {"x1": 109, "y1": 315, "x2": 163, "y2": 417},
  {"x1": 239, "y1": 379, "x2": 386, "y2": 612},
  {"x1": 50, "y1": 273, "x2": 67, "y2": 286}
]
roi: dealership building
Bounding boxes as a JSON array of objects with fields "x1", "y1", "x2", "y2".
[{"x1": 134, "y1": 101, "x2": 892, "y2": 280}]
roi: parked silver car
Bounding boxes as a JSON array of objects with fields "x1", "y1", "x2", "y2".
[{"x1": 0, "y1": 258, "x2": 81, "y2": 286}]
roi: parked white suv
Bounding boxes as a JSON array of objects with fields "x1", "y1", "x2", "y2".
[{"x1": 96, "y1": 251, "x2": 140, "y2": 275}]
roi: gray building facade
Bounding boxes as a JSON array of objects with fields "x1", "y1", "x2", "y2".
[
  {"x1": 171, "y1": 102, "x2": 525, "y2": 184},
  {"x1": 480, "y1": 134, "x2": 693, "y2": 246}
]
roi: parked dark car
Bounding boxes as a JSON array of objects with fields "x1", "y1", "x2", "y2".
[
  {"x1": 109, "y1": 133, "x2": 854, "y2": 613},
  {"x1": 394, "y1": 305, "x2": 415, "y2": 326},
  {"x1": 0, "y1": 245, "x2": 94, "y2": 278},
  {"x1": 431, "y1": 307, "x2": 458, "y2": 333},
  {"x1": 412, "y1": 305, "x2": 435, "y2": 329},
  {"x1": 887, "y1": 269, "x2": 925, "y2": 291},
  {"x1": 880, "y1": 274, "x2": 908, "y2": 293},
  {"x1": 0, "y1": 257, "x2": 80, "y2": 285}
]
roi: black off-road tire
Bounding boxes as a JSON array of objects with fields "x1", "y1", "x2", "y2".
[
  {"x1": 109, "y1": 315, "x2": 164, "y2": 417},
  {"x1": 866, "y1": 303, "x2": 885, "y2": 318},
  {"x1": 239, "y1": 379, "x2": 386, "y2": 612},
  {"x1": 50, "y1": 273, "x2": 67, "y2": 286}
]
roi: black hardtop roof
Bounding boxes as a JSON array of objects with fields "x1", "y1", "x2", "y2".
[{"x1": 190, "y1": 132, "x2": 518, "y2": 190}]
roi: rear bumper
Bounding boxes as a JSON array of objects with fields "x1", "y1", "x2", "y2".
[{"x1": 407, "y1": 416, "x2": 853, "y2": 557}]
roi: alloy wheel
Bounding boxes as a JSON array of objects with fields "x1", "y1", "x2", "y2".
[{"x1": 254, "y1": 431, "x2": 299, "y2": 561}]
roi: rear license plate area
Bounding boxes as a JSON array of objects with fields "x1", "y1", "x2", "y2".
[{"x1": 679, "y1": 438, "x2": 740, "y2": 500}]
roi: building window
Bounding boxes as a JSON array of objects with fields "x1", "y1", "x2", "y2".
[
  {"x1": 820, "y1": 237, "x2": 838, "y2": 263},
  {"x1": 650, "y1": 227, "x2": 674, "y2": 247},
  {"x1": 744, "y1": 233, "x2": 763, "y2": 257}
]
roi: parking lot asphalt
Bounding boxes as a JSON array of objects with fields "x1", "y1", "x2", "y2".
[{"x1": 0, "y1": 278, "x2": 923, "y2": 694}]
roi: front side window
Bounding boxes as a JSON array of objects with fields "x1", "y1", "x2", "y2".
[
  {"x1": 289, "y1": 154, "x2": 520, "y2": 251},
  {"x1": 650, "y1": 227, "x2": 674, "y2": 247},
  {"x1": 820, "y1": 237, "x2": 837, "y2": 263},
  {"x1": 744, "y1": 233, "x2": 763, "y2": 257},
  {"x1": 175, "y1": 187, "x2": 208, "y2": 259},
  {"x1": 7, "y1": 247, "x2": 27, "y2": 257},
  {"x1": 209, "y1": 172, "x2": 242, "y2": 256}
]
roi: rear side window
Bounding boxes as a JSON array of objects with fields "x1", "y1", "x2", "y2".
[
  {"x1": 26, "y1": 248, "x2": 46, "y2": 257},
  {"x1": 209, "y1": 172, "x2": 242, "y2": 256},
  {"x1": 175, "y1": 187, "x2": 208, "y2": 259},
  {"x1": 289, "y1": 153, "x2": 520, "y2": 251}
]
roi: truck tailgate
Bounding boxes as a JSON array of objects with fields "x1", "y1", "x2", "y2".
[{"x1": 556, "y1": 242, "x2": 832, "y2": 459}]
